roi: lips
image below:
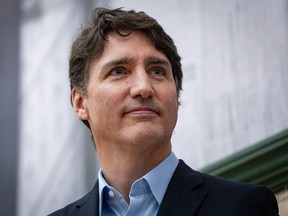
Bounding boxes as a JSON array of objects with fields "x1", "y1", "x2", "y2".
[{"x1": 124, "y1": 106, "x2": 159, "y2": 116}]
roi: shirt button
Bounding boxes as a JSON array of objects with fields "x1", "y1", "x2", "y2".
[{"x1": 108, "y1": 190, "x2": 115, "y2": 197}]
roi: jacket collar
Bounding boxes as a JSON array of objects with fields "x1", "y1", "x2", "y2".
[
  {"x1": 72, "y1": 181, "x2": 100, "y2": 216},
  {"x1": 157, "y1": 160, "x2": 207, "y2": 216}
]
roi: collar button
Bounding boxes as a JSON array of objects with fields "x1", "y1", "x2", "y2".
[{"x1": 108, "y1": 190, "x2": 115, "y2": 197}]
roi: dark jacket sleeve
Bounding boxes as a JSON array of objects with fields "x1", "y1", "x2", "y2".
[{"x1": 234, "y1": 185, "x2": 279, "y2": 216}]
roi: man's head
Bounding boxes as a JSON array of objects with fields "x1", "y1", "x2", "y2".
[{"x1": 69, "y1": 8, "x2": 182, "y2": 130}]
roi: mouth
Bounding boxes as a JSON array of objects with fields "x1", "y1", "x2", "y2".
[{"x1": 124, "y1": 106, "x2": 159, "y2": 116}]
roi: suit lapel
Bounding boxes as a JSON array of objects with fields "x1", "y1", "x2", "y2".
[
  {"x1": 157, "y1": 160, "x2": 207, "y2": 216},
  {"x1": 73, "y1": 181, "x2": 100, "y2": 216}
]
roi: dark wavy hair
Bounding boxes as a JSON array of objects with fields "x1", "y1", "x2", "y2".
[{"x1": 69, "y1": 7, "x2": 183, "y2": 129}]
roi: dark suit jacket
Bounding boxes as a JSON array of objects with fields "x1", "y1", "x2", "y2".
[{"x1": 49, "y1": 160, "x2": 279, "y2": 216}]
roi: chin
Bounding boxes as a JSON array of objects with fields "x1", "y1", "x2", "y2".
[{"x1": 125, "y1": 128, "x2": 165, "y2": 145}]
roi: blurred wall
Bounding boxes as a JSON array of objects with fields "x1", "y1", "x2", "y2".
[
  {"x1": 17, "y1": 0, "x2": 101, "y2": 215},
  {"x1": 15, "y1": 0, "x2": 288, "y2": 215}
]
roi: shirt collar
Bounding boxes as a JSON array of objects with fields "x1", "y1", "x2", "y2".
[
  {"x1": 98, "y1": 152, "x2": 179, "y2": 214},
  {"x1": 142, "y1": 152, "x2": 179, "y2": 204},
  {"x1": 98, "y1": 169, "x2": 108, "y2": 216}
]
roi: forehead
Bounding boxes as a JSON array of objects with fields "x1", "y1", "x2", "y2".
[{"x1": 99, "y1": 31, "x2": 170, "y2": 63}]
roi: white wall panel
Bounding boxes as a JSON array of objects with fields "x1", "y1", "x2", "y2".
[{"x1": 18, "y1": 1, "x2": 99, "y2": 215}]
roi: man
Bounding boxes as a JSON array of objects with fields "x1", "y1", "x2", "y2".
[{"x1": 49, "y1": 7, "x2": 279, "y2": 216}]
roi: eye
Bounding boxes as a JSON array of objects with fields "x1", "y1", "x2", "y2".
[
  {"x1": 150, "y1": 66, "x2": 166, "y2": 76},
  {"x1": 110, "y1": 67, "x2": 127, "y2": 76}
]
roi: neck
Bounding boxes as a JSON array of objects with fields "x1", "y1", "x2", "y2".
[{"x1": 98, "y1": 143, "x2": 171, "y2": 203}]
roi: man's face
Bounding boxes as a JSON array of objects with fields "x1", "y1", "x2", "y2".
[{"x1": 73, "y1": 31, "x2": 178, "y2": 154}]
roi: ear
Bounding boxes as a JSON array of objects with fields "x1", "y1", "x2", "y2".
[{"x1": 71, "y1": 88, "x2": 89, "y2": 120}]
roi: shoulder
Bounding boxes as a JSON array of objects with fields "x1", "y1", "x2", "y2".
[
  {"x1": 48, "y1": 182, "x2": 99, "y2": 216},
  {"x1": 176, "y1": 159, "x2": 274, "y2": 194},
  {"x1": 201, "y1": 173, "x2": 279, "y2": 215},
  {"x1": 174, "y1": 160, "x2": 279, "y2": 215},
  {"x1": 174, "y1": 160, "x2": 258, "y2": 192}
]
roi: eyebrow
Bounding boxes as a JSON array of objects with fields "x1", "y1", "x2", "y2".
[
  {"x1": 101, "y1": 57, "x2": 134, "y2": 70},
  {"x1": 146, "y1": 56, "x2": 171, "y2": 68},
  {"x1": 101, "y1": 56, "x2": 171, "y2": 70}
]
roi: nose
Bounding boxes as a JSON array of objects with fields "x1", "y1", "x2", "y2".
[{"x1": 130, "y1": 70, "x2": 155, "y2": 99}]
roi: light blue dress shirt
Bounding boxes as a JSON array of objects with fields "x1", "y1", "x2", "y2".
[{"x1": 98, "y1": 152, "x2": 179, "y2": 216}]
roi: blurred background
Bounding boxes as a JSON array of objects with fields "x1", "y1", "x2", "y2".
[{"x1": 1, "y1": 0, "x2": 288, "y2": 215}]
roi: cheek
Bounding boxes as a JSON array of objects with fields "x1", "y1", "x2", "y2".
[
  {"x1": 169, "y1": 92, "x2": 179, "y2": 120},
  {"x1": 159, "y1": 88, "x2": 178, "y2": 122},
  {"x1": 166, "y1": 87, "x2": 179, "y2": 109},
  {"x1": 89, "y1": 87, "x2": 122, "y2": 119},
  {"x1": 169, "y1": 99, "x2": 179, "y2": 122}
]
